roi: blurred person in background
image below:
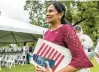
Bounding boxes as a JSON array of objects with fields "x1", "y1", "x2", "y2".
[
  {"x1": 74, "y1": 25, "x2": 93, "y2": 54},
  {"x1": 94, "y1": 38, "x2": 99, "y2": 57},
  {"x1": 74, "y1": 25, "x2": 93, "y2": 72},
  {"x1": 22, "y1": 42, "x2": 29, "y2": 64}
]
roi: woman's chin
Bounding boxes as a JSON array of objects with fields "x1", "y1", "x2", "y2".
[{"x1": 46, "y1": 20, "x2": 52, "y2": 24}]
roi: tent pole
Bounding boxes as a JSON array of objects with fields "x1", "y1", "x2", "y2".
[{"x1": 11, "y1": 32, "x2": 18, "y2": 45}]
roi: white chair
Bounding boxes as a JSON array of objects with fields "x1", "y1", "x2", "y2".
[
  {"x1": 1, "y1": 55, "x2": 9, "y2": 66},
  {"x1": 17, "y1": 48, "x2": 22, "y2": 51},
  {"x1": 16, "y1": 54, "x2": 27, "y2": 66},
  {"x1": 5, "y1": 55, "x2": 15, "y2": 68},
  {"x1": 13, "y1": 48, "x2": 17, "y2": 52}
]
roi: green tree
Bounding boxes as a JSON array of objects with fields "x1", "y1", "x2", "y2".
[
  {"x1": 61, "y1": 1, "x2": 99, "y2": 45},
  {"x1": 24, "y1": 1, "x2": 99, "y2": 45},
  {"x1": 24, "y1": 0, "x2": 49, "y2": 28}
]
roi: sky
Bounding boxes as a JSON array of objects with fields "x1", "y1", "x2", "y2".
[{"x1": 0, "y1": 0, "x2": 30, "y2": 23}]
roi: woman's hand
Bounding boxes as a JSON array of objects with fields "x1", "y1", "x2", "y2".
[{"x1": 34, "y1": 61, "x2": 53, "y2": 72}]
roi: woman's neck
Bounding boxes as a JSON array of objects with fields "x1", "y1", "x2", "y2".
[{"x1": 50, "y1": 23, "x2": 63, "y2": 31}]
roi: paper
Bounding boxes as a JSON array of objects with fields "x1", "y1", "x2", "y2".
[{"x1": 29, "y1": 38, "x2": 72, "y2": 72}]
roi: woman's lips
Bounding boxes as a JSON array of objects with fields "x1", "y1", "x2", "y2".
[{"x1": 47, "y1": 16, "x2": 51, "y2": 20}]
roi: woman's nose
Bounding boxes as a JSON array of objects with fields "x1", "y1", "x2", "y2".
[{"x1": 46, "y1": 12, "x2": 49, "y2": 16}]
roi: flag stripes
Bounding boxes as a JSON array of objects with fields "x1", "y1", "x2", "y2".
[
  {"x1": 47, "y1": 48, "x2": 55, "y2": 59},
  {"x1": 43, "y1": 47, "x2": 51, "y2": 58},
  {"x1": 40, "y1": 45, "x2": 48, "y2": 56},
  {"x1": 37, "y1": 43, "x2": 45, "y2": 54},
  {"x1": 36, "y1": 43, "x2": 65, "y2": 71}
]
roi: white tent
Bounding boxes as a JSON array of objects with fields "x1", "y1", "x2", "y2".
[{"x1": 0, "y1": 16, "x2": 48, "y2": 43}]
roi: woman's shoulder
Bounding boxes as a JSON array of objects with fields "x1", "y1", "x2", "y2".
[
  {"x1": 44, "y1": 29, "x2": 50, "y2": 36},
  {"x1": 62, "y1": 24, "x2": 74, "y2": 31},
  {"x1": 63, "y1": 24, "x2": 73, "y2": 28}
]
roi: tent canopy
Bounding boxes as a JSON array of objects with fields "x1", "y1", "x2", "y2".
[{"x1": 0, "y1": 16, "x2": 48, "y2": 43}]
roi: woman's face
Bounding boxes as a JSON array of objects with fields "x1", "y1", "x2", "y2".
[{"x1": 46, "y1": 4, "x2": 61, "y2": 24}]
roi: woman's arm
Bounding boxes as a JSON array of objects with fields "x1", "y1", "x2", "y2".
[{"x1": 62, "y1": 25, "x2": 93, "y2": 71}]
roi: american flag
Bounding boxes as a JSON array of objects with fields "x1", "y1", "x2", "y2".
[{"x1": 36, "y1": 42, "x2": 65, "y2": 71}]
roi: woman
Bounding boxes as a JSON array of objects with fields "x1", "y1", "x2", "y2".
[{"x1": 35, "y1": 1, "x2": 93, "y2": 72}]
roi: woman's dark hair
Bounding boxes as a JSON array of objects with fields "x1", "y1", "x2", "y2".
[{"x1": 50, "y1": 1, "x2": 67, "y2": 24}]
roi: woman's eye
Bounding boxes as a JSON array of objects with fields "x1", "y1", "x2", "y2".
[{"x1": 48, "y1": 10, "x2": 53, "y2": 12}]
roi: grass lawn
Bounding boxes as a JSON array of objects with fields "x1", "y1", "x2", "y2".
[
  {"x1": 1, "y1": 64, "x2": 35, "y2": 72},
  {"x1": 0, "y1": 58, "x2": 99, "y2": 72},
  {"x1": 90, "y1": 58, "x2": 99, "y2": 72}
]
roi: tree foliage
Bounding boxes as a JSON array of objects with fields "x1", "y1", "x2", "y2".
[
  {"x1": 61, "y1": 1, "x2": 99, "y2": 43},
  {"x1": 24, "y1": 0, "x2": 49, "y2": 28},
  {"x1": 24, "y1": 1, "x2": 99, "y2": 45}
]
